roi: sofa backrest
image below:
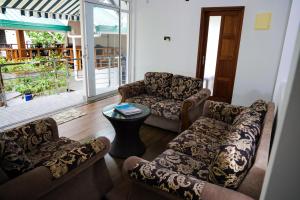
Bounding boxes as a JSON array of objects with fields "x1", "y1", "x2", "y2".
[
  {"x1": 206, "y1": 100, "x2": 273, "y2": 196},
  {"x1": 144, "y1": 72, "x2": 173, "y2": 98},
  {"x1": 237, "y1": 102, "x2": 274, "y2": 199},
  {"x1": 171, "y1": 75, "x2": 203, "y2": 100},
  {"x1": 208, "y1": 106, "x2": 265, "y2": 190},
  {"x1": 0, "y1": 118, "x2": 57, "y2": 152}
]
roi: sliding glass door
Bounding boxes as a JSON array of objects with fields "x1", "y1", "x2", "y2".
[{"x1": 81, "y1": 0, "x2": 129, "y2": 99}]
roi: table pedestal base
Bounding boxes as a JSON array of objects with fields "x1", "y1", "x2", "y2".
[{"x1": 108, "y1": 117, "x2": 146, "y2": 158}]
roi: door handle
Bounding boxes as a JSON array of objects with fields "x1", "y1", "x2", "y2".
[{"x1": 202, "y1": 55, "x2": 205, "y2": 65}]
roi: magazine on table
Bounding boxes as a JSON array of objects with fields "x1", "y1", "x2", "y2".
[{"x1": 114, "y1": 103, "x2": 142, "y2": 116}]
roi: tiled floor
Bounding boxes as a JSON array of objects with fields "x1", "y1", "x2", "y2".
[{"x1": 0, "y1": 91, "x2": 84, "y2": 129}]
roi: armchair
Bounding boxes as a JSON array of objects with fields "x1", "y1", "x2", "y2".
[
  {"x1": 0, "y1": 118, "x2": 113, "y2": 200},
  {"x1": 119, "y1": 72, "x2": 211, "y2": 132}
]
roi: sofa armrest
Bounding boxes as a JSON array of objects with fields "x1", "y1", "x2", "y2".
[
  {"x1": 43, "y1": 137, "x2": 110, "y2": 179},
  {"x1": 202, "y1": 100, "x2": 245, "y2": 124},
  {"x1": 181, "y1": 88, "x2": 211, "y2": 130},
  {"x1": 0, "y1": 166, "x2": 52, "y2": 200},
  {"x1": 123, "y1": 156, "x2": 206, "y2": 200},
  {"x1": 202, "y1": 182, "x2": 254, "y2": 200},
  {"x1": 118, "y1": 80, "x2": 146, "y2": 102},
  {"x1": 182, "y1": 88, "x2": 211, "y2": 111},
  {"x1": 123, "y1": 157, "x2": 254, "y2": 200}
]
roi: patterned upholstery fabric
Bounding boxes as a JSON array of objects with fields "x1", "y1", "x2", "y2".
[
  {"x1": 129, "y1": 159, "x2": 206, "y2": 200},
  {"x1": 168, "y1": 129, "x2": 222, "y2": 166},
  {"x1": 126, "y1": 94, "x2": 164, "y2": 108},
  {"x1": 205, "y1": 101, "x2": 245, "y2": 124},
  {"x1": 27, "y1": 137, "x2": 80, "y2": 166},
  {"x1": 128, "y1": 99, "x2": 269, "y2": 198},
  {"x1": 153, "y1": 149, "x2": 209, "y2": 180},
  {"x1": 1, "y1": 118, "x2": 56, "y2": 151},
  {"x1": 42, "y1": 138, "x2": 106, "y2": 179},
  {"x1": 188, "y1": 117, "x2": 231, "y2": 136},
  {"x1": 118, "y1": 80, "x2": 145, "y2": 99},
  {"x1": 0, "y1": 140, "x2": 34, "y2": 178},
  {"x1": 144, "y1": 72, "x2": 173, "y2": 98},
  {"x1": 250, "y1": 99, "x2": 268, "y2": 121},
  {"x1": 151, "y1": 99, "x2": 183, "y2": 121},
  {"x1": 171, "y1": 75, "x2": 203, "y2": 100},
  {"x1": 208, "y1": 107, "x2": 266, "y2": 189},
  {"x1": 0, "y1": 118, "x2": 107, "y2": 180}
]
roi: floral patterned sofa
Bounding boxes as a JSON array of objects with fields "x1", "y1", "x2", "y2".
[
  {"x1": 118, "y1": 72, "x2": 211, "y2": 132},
  {"x1": 123, "y1": 100, "x2": 275, "y2": 200},
  {"x1": 0, "y1": 118, "x2": 113, "y2": 200}
]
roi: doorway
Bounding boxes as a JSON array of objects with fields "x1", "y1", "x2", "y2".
[
  {"x1": 196, "y1": 7, "x2": 244, "y2": 103},
  {"x1": 80, "y1": 0, "x2": 130, "y2": 100}
]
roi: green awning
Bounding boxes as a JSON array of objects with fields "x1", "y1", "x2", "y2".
[
  {"x1": 0, "y1": 8, "x2": 70, "y2": 32},
  {"x1": 0, "y1": 19, "x2": 71, "y2": 32},
  {"x1": 95, "y1": 25, "x2": 128, "y2": 34}
]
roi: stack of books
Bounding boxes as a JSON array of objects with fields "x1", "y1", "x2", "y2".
[{"x1": 114, "y1": 103, "x2": 142, "y2": 116}]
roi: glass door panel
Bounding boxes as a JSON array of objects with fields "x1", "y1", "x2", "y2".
[
  {"x1": 204, "y1": 16, "x2": 221, "y2": 94},
  {"x1": 81, "y1": 0, "x2": 129, "y2": 99},
  {"x1": 120, "y1": 11, "x2": 129, "y2": 84},
  {"x1": 93, "y1": 6, "x2": 120, "y2": 95}
]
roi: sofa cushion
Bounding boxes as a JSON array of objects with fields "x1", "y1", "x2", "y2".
[
  {"x1": 168, "y1": 130, "x2": 223, "y2": 166},
  {"x1": 42, "y1": 138, "x2": 106, "y2": 179},
  {"x1": 129, "y1": 159, "x2": 206, "y2": 200},
  {"x1": 1, "y1": 119, "x2": 55, "y2": 152},
  {"x1": 232, "y1": 100, "x2": 267, "y2": 126},
  {"x1": 26, "y1": 137, "x2": 80, "y2": 166},
  {"x1": 208, "y1": 108, "x2": 263, "y2": 189},
  {"x1": 171, "y1": 75, "x2": 203, "y2": 100},
  {"x1": 0, "y1": 140, "x2": 34, "y2": 178},
  {"x1": 152, "y1": 149, "x2": 209, "y2": 181},
  {"x1": 188, "y1": 117, "x2": 231, "y2": 136},
  {"x1": 125, "y1": 94, "x2": 164, "y2": 108},
  {"x1": 250, "y1": 99, "x2": 268, "y2": 121},
  {"x1": 205, "y1": 101, "x2": 245, "y2": 124},
  {"x1": 144, "y1": 72, "x2": 173, "y2": 98},
  {"x1": 151, "y1": 99, "x2": 183, "y2": 121}
]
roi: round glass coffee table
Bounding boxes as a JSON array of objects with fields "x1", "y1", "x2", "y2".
[{"x1": 102, "y1": 103, "x2": 150, "y2": 158}]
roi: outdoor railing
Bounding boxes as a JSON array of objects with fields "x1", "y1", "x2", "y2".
[
  {"x1": 0, "y1": 46, "x2": 120, "y2": 71},
  {"x1": 0, "y1": 58, "x2": 72, "y2": 107}
]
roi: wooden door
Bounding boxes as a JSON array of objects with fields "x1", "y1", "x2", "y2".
[{"x1": 196, "y1": 7, "x2": 244, "y2": 103}]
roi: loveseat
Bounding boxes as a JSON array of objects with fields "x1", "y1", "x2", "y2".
[
  {"x1": 0, "y1": 118, "x2": 113, "y2": 200},
  {"x1": 123, "y1": 100, "x2": 275, "y2": 200},
  {"x1": 118, "y1": 72, "x2": 211, "y2": 132}
]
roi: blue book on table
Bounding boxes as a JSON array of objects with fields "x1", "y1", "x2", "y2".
[{"x1": 114, "y1": 103, "x2": 142, "y2": 116}]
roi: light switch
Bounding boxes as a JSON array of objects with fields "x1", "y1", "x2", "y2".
[{"x1": 255, "y1": 13, "x2": 272, "y2": 30}]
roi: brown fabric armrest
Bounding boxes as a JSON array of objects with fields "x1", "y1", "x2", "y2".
[
  {"x1": 202, "y1": 100, "x2": 245, "y2": 124},
  {"x1": 181, "y1": 88, "x2": 211, "y2": 130},
  {"x1": 0, "y1": 166, "x2": 52, "y2": 200},
  {"x1": 123, "y1": 157, "x2": 206, "y2": 200},
  {"x1": 202, "y1": 182, "x2": 254, "y2": 200},
  {"x1": 118, "y1": 80, "x2": 146, "y2": 102},
  {"x1": 182, "y1": 88, "x2": 211, "y2": 111},
  {"x1": 43, "y1": 137, "x2": 110, "y2": 179}
]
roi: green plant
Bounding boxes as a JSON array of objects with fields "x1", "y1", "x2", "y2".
[
  {"x1": 26, "y1": 31, "x2": 65, "y2": 46},
  {"x1": 3, "y1": 56, "x2": 70, "y2": 95}
]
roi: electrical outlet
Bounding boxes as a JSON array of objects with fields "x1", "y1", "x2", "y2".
[{"x1": 164, "y1": 36, "x2": 171, "y2": 41}]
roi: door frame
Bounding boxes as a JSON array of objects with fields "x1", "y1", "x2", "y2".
[
  {"x1": 196, "y1": 6, "x2": 244, "y2": 102},
  {"x1": 80, "y1": 0, "x2": 131, "y2": 101}
]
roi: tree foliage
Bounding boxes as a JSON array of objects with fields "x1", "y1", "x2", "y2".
[{"x1": 26, "y1": 31, "x2": 65, "y2": 46}]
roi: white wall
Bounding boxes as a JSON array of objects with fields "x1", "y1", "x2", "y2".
[
  {"x1": 133, "y1": 0, "x2": 291, "y2": 105},
  {"x1": 260, "y1": 23, "x2": 300, "y2": 200},
  {"x1": 272, "y1": 0, "x2": 300, "y2": 109}
]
